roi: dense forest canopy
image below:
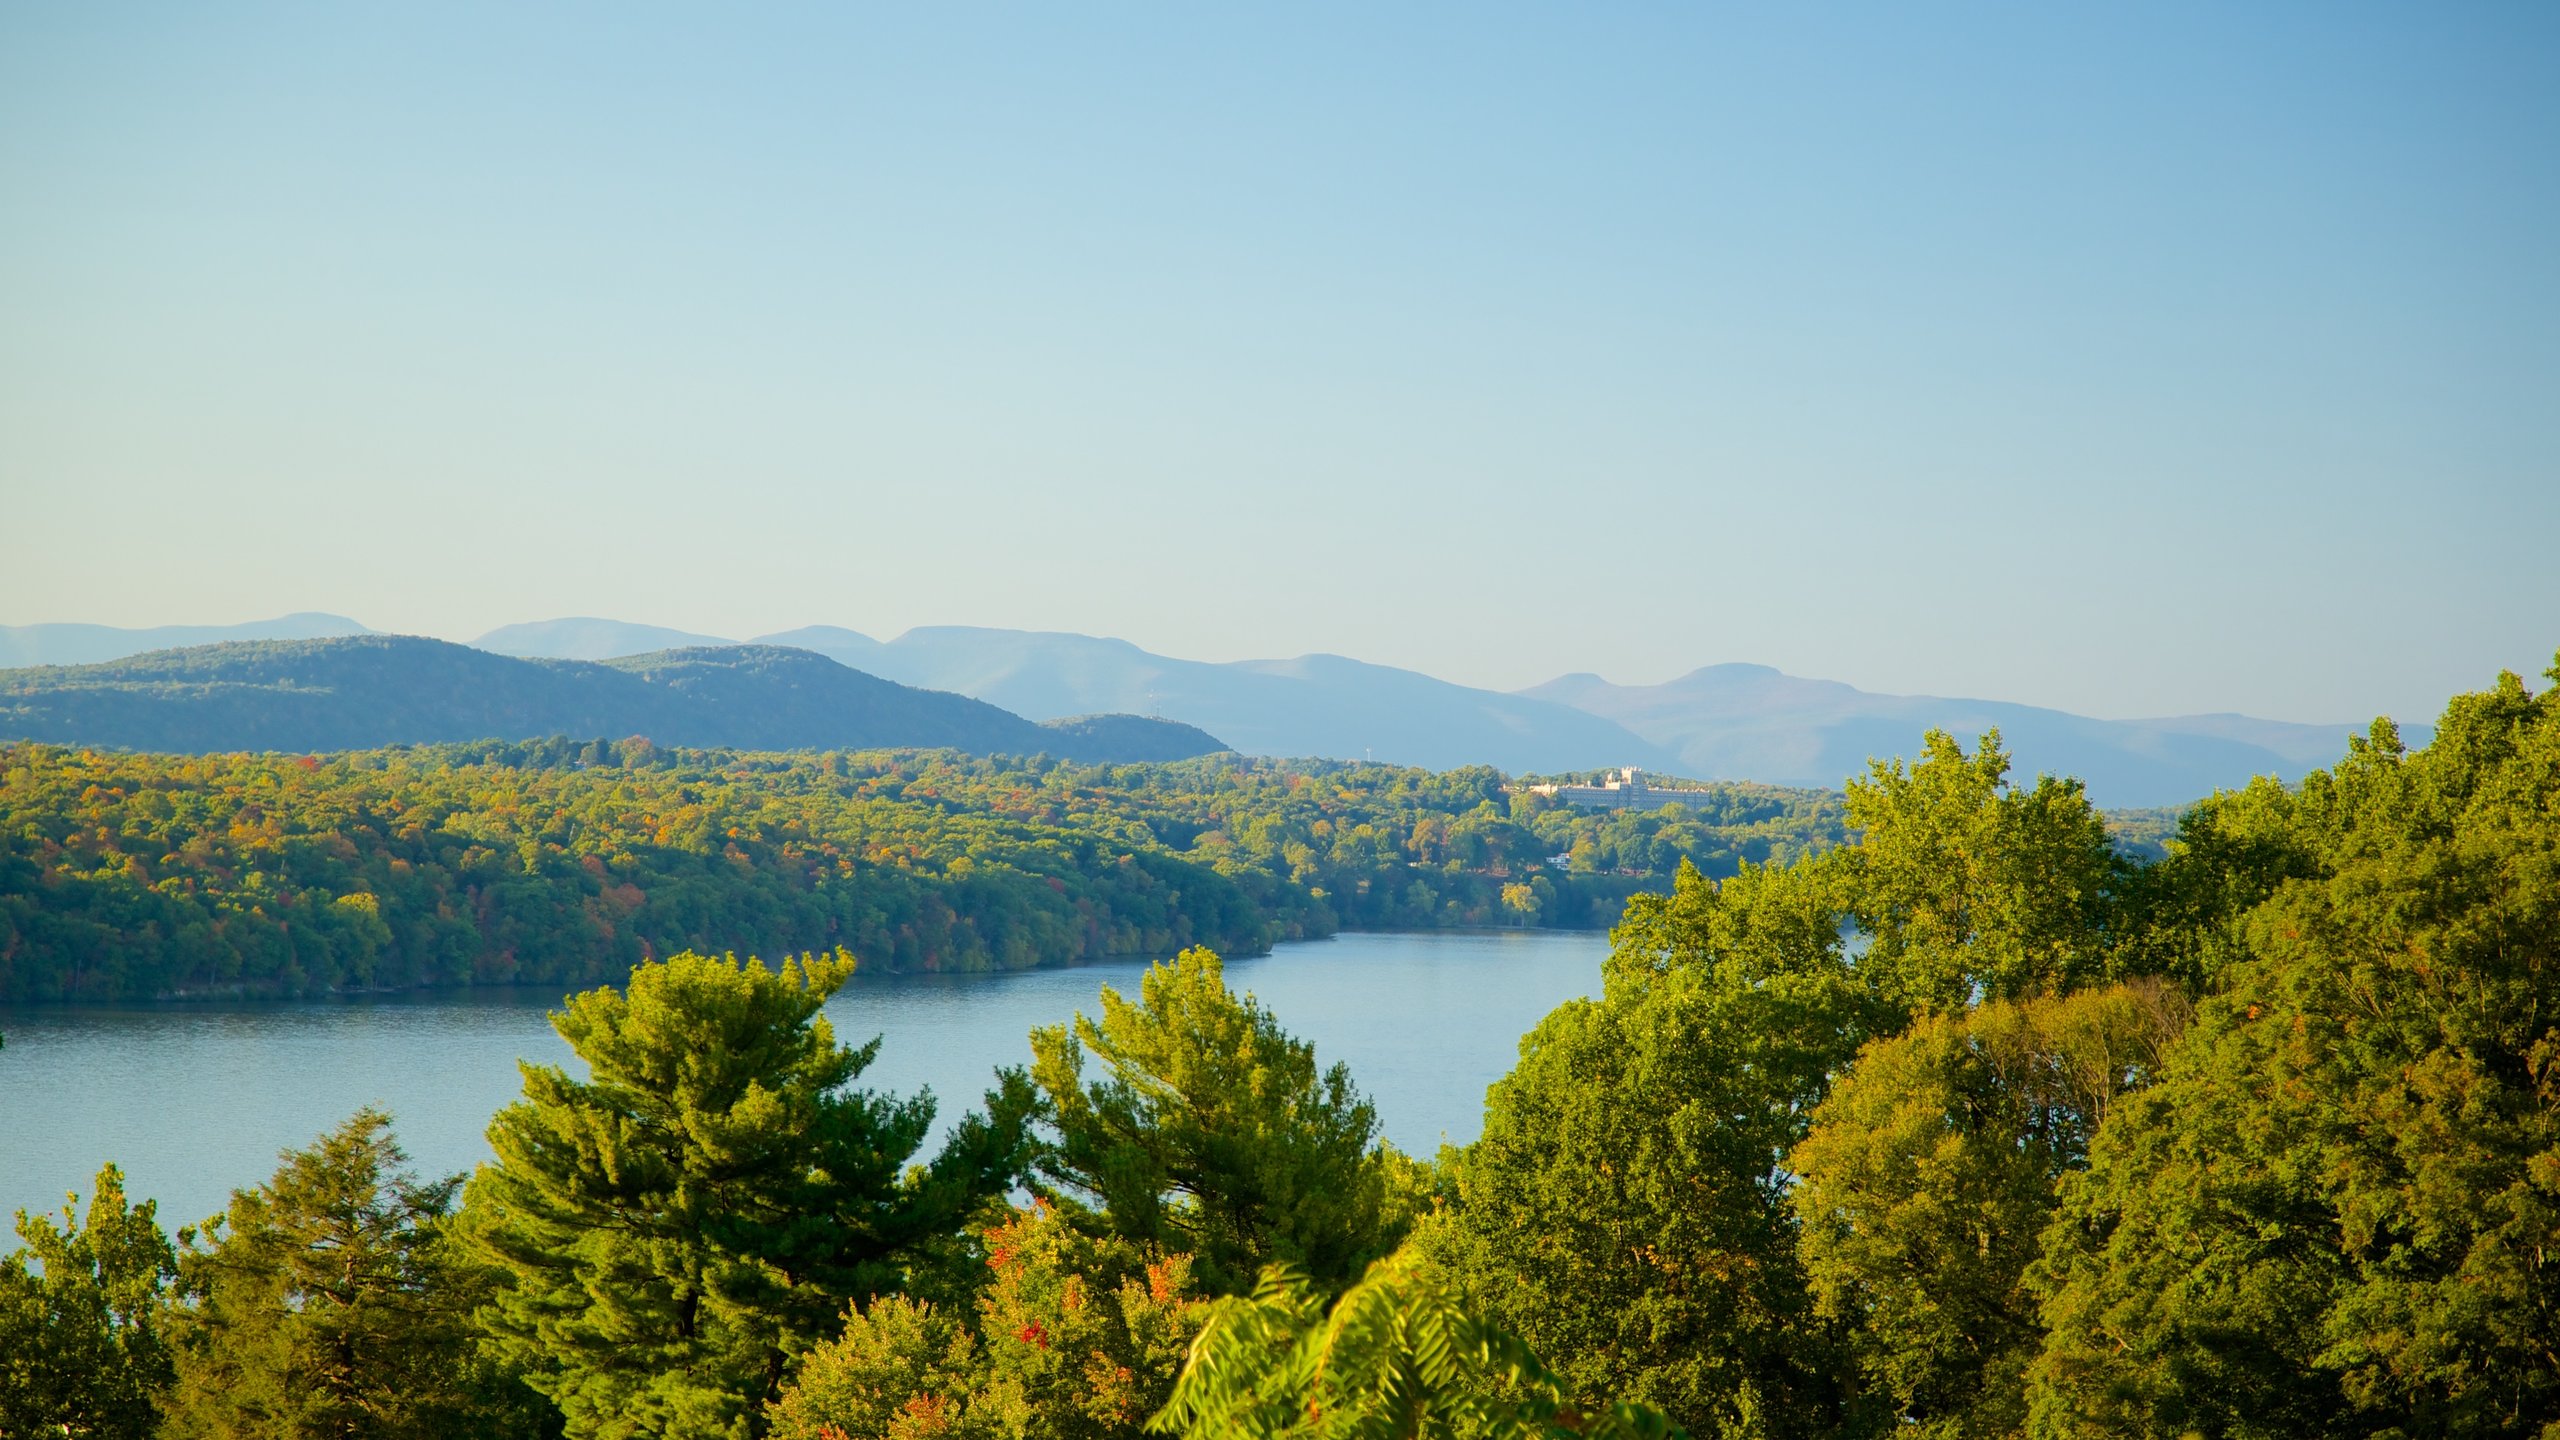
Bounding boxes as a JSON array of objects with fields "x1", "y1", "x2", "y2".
[
  {"x1": 0, "y1": 741, "x2": 1845, "y2": 1001},
  {"x1": 10, "y1": 659, "x2": 2550, "y2": 1439}
]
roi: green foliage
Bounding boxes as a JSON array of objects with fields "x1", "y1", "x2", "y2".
[
  {"x1": 1154, "y1": 1249, "x2": 1686, "y2": 1440},
  {"x1": 766, "y1": 1202, "x2": 1208, "y2": 1440},
  {"x1": 1839, "y1": 729, "x2": 2120, "y2": 1012},
  {"x1": 2028, "y1": 670, "x2": 2560, "y2": 1439},
  {"x1": 0, "y1": 635, "x2": 1221, "y2": 762},
  {"x1": 0, "y1": 743, "x2": 1847, "y2": 1001},
  {"x1": 15, "y1": 663, "x2": 2554, "y2": 1440},
  {"x1": 1030, "y1": 948, "x2": 1402, "y2": 1296},
  {"x1": 1433, "y1": 859, "x2": 1874, "y2": 1437},
  {"x1": 0, "y1": 1163, "x2": 178, "y2": 1440},
  {"x1": 463, "y1": 950, "x2": 1032, "y2": 1440},
  {"x1": 161, "y1": 1107, "x2": 545, "y2": 1439},
  {"x1": 2104, "y1": 774, "x2": 2321, "y2": 990},
  {"x1": 1787, "y1": 982, "x2": 2190, "y2": 1439}
]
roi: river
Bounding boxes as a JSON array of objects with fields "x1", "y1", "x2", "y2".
[{"x1": 0, "y1": 929, "x2": 1607, "y2": 1231}]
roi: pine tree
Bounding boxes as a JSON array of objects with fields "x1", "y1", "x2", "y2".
[
  {"x1": 160, "y1": 1108, "x2": 527, "y2": 1440},
  {"x1": 1028, "y1": 948, "x2": 1397, "y2": 1296},
  {"x1": 463, "y1": 949, "x2": 1033, "y2": 1440}
]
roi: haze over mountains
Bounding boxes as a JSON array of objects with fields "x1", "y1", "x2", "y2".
[
  {"x1": 0, "y1": 612, "x2": 372, "y2": 668},
  {"x1": 1524, "y1": 667, "x2": 2384, "y2": 813},
  {"x1": 0, "y1": 637, "x2": 1224, "y2": 763},
  {"x1": 0, "y1": 614, "x2": 2403, "y2": 806}
]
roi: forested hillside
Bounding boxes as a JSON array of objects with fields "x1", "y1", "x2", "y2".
[
  {"x1": 10, "y1": 661, "x2": 2549, "y2": 1440},
  {"x1": 0, "y1": 742, "x2": 1844, "y2": 1001},
  {"x1": 0, "y1": 637, "x2": 1225, "y2": 762}
]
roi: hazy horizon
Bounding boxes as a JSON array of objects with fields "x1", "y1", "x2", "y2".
[
  {"x1": 5, "y1": 6, "x2": 2553, "y2": 724},
  {"x1": 0, "y1": 606, "x2": 2519, "y2": 728}
]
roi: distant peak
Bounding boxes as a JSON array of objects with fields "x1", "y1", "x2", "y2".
[
  {"x1": 1670, "y1": 662, "x2": 1784, "y2": 682},
  {"x1": 886, "y1": 625, "x2": 1152, "y2": 655}
]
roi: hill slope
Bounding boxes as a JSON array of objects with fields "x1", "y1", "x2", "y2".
[
  {"x1": 0, "y1": 637, "x2": 1227, "y2": 762},
  {"x1": 1525, "y1": 664, "x2": 2393, "y2": 809},
  {"x1": 754, "y1": 625, "x2": 1683, "y2": 774},
  {"x1": 0, "y1": 613, "x2": 373, "y2": 668}
]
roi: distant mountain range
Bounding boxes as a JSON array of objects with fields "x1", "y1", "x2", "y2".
[
  {"x1": 0, "y1": 612, "x2": 372, "y2": 668},
  {"x1": 474, "y1": 617, "x2": 736, "y2": 660},
  {"x1": 1523, "y1": 666, "x2": 2395, "y2": 811},
  {"x1": 0, "y1": 615, "x2": 2406, "y2": 806},
  {"x1": 754, "y1": 625, "x2": 1683, "y2": 778},
  {"x1": 0, "y1": 637, "x2": 1226, "y2": 763}
]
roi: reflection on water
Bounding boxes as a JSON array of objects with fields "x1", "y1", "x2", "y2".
[{"x1": 0, "y1": 929, "x2": 1606, "y2": 1229}]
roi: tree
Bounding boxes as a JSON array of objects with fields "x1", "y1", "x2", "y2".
[
  {"x1": 464, "y1": 949, "x2": 1033, "y2": 1440},
  {"x1": 1028, "y1": 948, "x2": 1399, "y2": 1296},
  {"x1": 2105, "y1": 774, "x2": 2320, "y2": 990},
  {"x1": 1430, "y1": 860, "x2": 1874, "y2": 1438},
  {"x1": 0, "y1": 1163, "x2": 178, "y2": 1440},
  {"x1": 1154, "y1": 1249, "x2": 1687, "y2": 1440},
  {"x1": 1837, "y1": 730, "x2": 2118, "y2": 1013},
  {"x1": 1787, "y1": 982, "x2": 2188, "y2": 1439},
  {"x1": 160, "y1": 1107, "x2": 541, "y2": 1439},
  {"x1": 2029, "y1": 670, "x2": 2560, "y2": 1439},
  {"x1": 765, "y1": 1201, "x2": 1207, "y2": 1440}
]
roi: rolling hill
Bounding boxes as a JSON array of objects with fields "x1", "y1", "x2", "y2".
[{"x1": 0, "y1": 637, "x2": 1227, "y2": 762}]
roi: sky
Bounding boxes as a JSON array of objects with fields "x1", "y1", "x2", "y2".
[{"x1": 3, "y1": 4, "x2": 2554, "y2": 725}]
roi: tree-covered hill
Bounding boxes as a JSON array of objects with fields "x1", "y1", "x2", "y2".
[
  {"x1": 0, "y1": 637, "x2": 1225, "y2": 762},
  {"x1": 0, "y1": 741, "x2": 1845, "y2": 1001}
]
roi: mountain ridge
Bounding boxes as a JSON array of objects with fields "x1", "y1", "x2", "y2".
[
  {"x1": 0, "y1": 613, "x2": 374, "y2": 668},
  {"x1": 0, "y1": 614, "x2": 2408, "y2": 804},
  {"x1": 0, "y1": 637, "x2": 1226, "y2": 763},
  {"x1": 475, "y1": 617, "x2": 738, "y2": 659},
  {"x1": 1522, "y1": 665, "x2": 2403, "y2": 807},
  {"x1": 753, "y1": 623, "x2": 1688, "y2": 776}
]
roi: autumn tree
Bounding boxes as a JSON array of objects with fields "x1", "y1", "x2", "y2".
[{"x1": 765, "y1": 1202, "x2": 1206, "y2": 1440}]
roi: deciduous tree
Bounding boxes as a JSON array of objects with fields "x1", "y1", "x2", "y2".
[
  {"x1": 1432, "y1": 859, "x2": 1871, "y2": 1438},
  {"x1": 1838, "y1": 730, "x2": 2118, "y2": 1012},
  {"x1": 765, "y1": 1202, "x2": 1205, "y2": 1440},
  {"x1": 2030, "y1": 670, "x2": 2560, "y2": 1438},
  {"x1": 1788, "y1": 982, "x2": 2188, "y2": 1439},
  {"x1": 0, "y1": 1163, "x2": 177, "y2": 1440},
  {"x1": 1155, "y1": 1249, "x2": 1687, "y2": 1440}
]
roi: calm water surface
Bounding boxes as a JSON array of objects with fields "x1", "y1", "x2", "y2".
[{"x1": 0, "y1": 930, "x2": 1605, "y2": 1229}]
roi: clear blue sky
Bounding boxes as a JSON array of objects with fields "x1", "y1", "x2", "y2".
[{"x1": 4, "y1": 3, "x2": 2553, "y2": 723}]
